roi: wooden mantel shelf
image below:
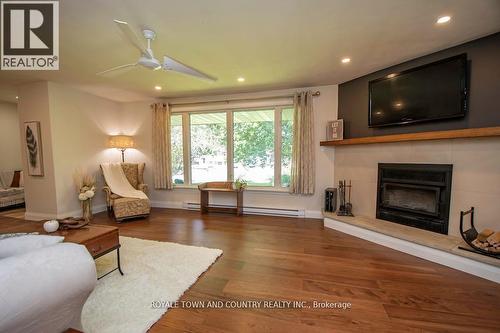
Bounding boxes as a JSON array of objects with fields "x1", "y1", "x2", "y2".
[{"x1": 320, "y1": 126, "x2": 500, "y2": 146}]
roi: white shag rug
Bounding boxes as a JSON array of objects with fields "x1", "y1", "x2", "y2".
[{"x1": 81, "y1": 236, "x2": 222, "y2": 333}]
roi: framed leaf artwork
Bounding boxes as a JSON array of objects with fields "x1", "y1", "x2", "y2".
[{"x1": 24, "y1": 121, "x2": 44, "y2": 176}]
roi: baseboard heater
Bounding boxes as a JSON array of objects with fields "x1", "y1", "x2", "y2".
[{"x1": 183, "y1": 202, "x2": 305, "y2": 217}]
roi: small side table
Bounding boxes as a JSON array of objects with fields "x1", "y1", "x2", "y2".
[{"x1": 198, "y1": 182, "x2": 244, "y2": 216}]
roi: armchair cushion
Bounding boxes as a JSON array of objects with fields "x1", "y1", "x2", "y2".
[
  {"x1": 138, "y1": 183, "x2": 148, "y2": 194},
  {"x1": 138, "y1": 163, "x2": 145, "y2": 184},
  {"x1": 113, "y1": 197, "x2": 150, "y2": 221},
  {"x1": 121, "y1": 163, "x2": 139, "y2": 189}
]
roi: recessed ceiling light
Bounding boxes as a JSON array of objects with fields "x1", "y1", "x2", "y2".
[
  {"x1": 237, "y1": 77, "x2": 245, "y2": 82},
  {"x1": 341, "y1": 58, "x2": 351, "y2": 64},
  {"x1": 387, "y1": 73, "x2": 397, "y2": 78},
  {"x1": 436, "y1": 16, "x2": 451, "y2": 24},
  {"x1": 15, "y1": 96, "x2": 19, "y2": 99},
  {"x1": 154, "y1": 86, "x2": 162, "y2": 91}
]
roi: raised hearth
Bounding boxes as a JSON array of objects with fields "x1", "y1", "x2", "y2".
[
  {"x1": 377, "y1": 163, "x2": 452, "y2": 234},
  {"x1": 322, "y1": 212, "x2": 500, "y2": 283}
]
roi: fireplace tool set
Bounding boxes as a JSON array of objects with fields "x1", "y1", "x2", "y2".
[{"x1": 337, "y1": 180, "x2": 354, "y2": 216}]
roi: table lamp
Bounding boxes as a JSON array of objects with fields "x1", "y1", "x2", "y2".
[{"x1": 109, "y1": 135, "x2": 135, "y2": 162}]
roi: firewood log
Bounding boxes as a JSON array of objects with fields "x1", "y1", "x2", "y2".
[
  {"x1": 477, "y1": 241, "x2": 489, "y2": 249},
  {"x1": 472, "y1": 239, "x2": 482, "y2": 247},
  {"x1": 477, "y1": 228, "x2": 495, "y2": 242},
  {"x1": 486, "y1": 232, "x2": 500, "y2": 246}
]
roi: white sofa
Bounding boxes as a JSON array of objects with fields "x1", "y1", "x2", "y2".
[{"x1": 0, "y1": 240, "x2": 97, "y2": 333}]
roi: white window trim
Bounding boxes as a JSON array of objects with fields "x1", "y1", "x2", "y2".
[
  {"x1": 274, "y1": 106, "x2": 283, "y2": 188},
  {"x1": 227, "y1": 111, "x2": 234, "y2": 182},
  {"x1": 172, "y1": 104, "x2": 294, "y2": 191}
]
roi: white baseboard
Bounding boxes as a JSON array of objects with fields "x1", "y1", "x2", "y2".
[
  {"x1": 24, "y1": 211, "x2": 58, "y2": 221},
  {"x1": 324, "y1": 217, "x2": 500, "y2": 284},
  {"x1": 150, "y1": 200, "x2": 320, "y2": 219},
  {"x1": 25, "y1": 204, "x2": 107, "y2": 221},
  {"x1": 305, "y1": 210, "x2": 322, "y2": 219},
  {"x1": 150, "y1": 200, "x2": 184, "y2": 209}
]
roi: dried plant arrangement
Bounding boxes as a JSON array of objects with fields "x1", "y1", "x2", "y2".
[{"x1": 73, "y1": 168, "x2": 96, "y2": 221}]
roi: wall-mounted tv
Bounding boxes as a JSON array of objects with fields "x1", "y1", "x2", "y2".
[{"x1": 369, "y1": 54, "x2": 468, "y2": 128}]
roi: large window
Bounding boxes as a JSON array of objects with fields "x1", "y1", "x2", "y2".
[
  {"x1": 234, "y1": 110, "x2": 274, "y2": 186},
  {"x1": 281, "y1": 108, "x2": 294, "y2": 187},
  {"x1": 170, "y1": 105, "x2": 293, "y2": 189},
  {"x1": 171, "y1": 114, "x2": 184, "y2": 184},
  {"x1": 190, "y1": 113, "x2": 227, "y2": 184}
]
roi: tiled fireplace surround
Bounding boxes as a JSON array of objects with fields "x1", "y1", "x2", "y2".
[{"x1": 333, "y1": 137, "x2": 500, "y2": 238}]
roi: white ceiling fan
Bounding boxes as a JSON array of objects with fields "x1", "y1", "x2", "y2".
[{"x1": 96, "y1": 19, "x2": 217, "y2": 82}]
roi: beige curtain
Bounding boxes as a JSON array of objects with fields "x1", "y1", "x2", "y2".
[
  {"x1": 290, "y1": 91, "x2": 315, "y2": 195},
  {"x1": 151, "y1": 103, "x2": 172, "y2": 190}
]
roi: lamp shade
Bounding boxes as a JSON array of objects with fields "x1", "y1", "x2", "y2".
[{"x1": 109, "y1": 135, "x2": 135, "y2": 149}]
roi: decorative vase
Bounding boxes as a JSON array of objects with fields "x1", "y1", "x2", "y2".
[
  {"x1": 82, "y1": 199, "x2": 93, "y2": 222},
  {"x1": 43, "y1": 219, "x2": 59, "y2": 233}
]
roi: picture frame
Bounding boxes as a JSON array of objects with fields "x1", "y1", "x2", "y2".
[
  {"x1": 24, "y1": 121, "x2": 44, "y2": 176},
  {"x1": 326, "y1": 119, "x2": 344, "y2": 141}
]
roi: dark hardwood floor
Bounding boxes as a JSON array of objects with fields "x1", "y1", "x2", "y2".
[{"x1": 2, "y1": 208, "x2": 499, "y2": 332}]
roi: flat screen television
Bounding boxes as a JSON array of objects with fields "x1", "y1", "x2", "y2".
[{"x1": 369, "y1": 54, "x2": 468, "y2": 127}]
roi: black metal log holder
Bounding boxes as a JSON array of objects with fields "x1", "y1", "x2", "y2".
[{"x1": 458, "y1": 207, "x2": 499, "y2": 259}]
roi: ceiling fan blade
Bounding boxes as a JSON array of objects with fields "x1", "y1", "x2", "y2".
[
  {"x1": 96, "y1": 63, "x2": 137, "y2": 76},
  {"x1": 113, "y1": 20, "x2": 148, "y2": 57},
  {"x1": 163, "y1": 55, "x2": 217, "y2": 82}
]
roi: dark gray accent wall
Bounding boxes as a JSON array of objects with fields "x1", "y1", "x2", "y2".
[{"x1": 338, "y1": 32, "x2": 500, "y2": 138}]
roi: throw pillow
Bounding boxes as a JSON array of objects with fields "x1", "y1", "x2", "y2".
[{"x1": 10, "y1": 171, "x2": 21, "y2": 188}]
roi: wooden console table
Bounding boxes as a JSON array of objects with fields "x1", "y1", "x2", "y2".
[{"x1": 198, "y1": 182, "x2": 244, "y2": 216}]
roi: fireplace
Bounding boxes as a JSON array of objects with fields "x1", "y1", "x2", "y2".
[{"x1": 376, "y1": 163, "x2": 453, "y2": 234}]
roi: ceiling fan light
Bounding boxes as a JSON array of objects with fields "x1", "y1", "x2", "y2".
[{"x1": 436, "y1": 15, "x2": 451, "y2": 24}]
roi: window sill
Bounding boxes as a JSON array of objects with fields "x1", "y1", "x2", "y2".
[
  {"x1": 172, "y1": 185, "x2": 290, "y2": 194},
  {"x1": 246, "y1": 187, "x2": 290, "y2": 193}
]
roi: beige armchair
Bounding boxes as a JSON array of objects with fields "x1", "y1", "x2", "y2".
[{"x1": 101, "y1": 163, "x2": 150, "y2": 221}]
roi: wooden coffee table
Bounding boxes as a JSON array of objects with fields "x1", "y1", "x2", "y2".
[{"x1": 56, "y1": 224, "x2": 124, "y2": 279}]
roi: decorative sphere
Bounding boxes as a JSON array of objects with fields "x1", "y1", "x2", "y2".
[{"x1": 43, "y1": 220, "x2": 59, "y2": 233}]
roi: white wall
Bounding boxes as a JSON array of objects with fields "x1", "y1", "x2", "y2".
[
  {"x1": 121, "y1": 85, "x2": 338, "y2": 218},
  {"x1": 17, "y1": 82, "x2": 123, "y2": 219},
  {"x1": 48, "y1": 82, "x2": 122, "y2": 216},
  {"x1": 0, "y1": 101, "x2": 22, "y2": 172},
  {"x1": 17, "y1": 82, "x2": 59, "y2": 217}
]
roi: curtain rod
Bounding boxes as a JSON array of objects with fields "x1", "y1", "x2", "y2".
[{"x1": 169, "y1": 90, "x2": 320, "y2": 107}]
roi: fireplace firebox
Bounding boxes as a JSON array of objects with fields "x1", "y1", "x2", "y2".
[{"x1": 376, "y1": 163, "x2": 453, "y2": 234}]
